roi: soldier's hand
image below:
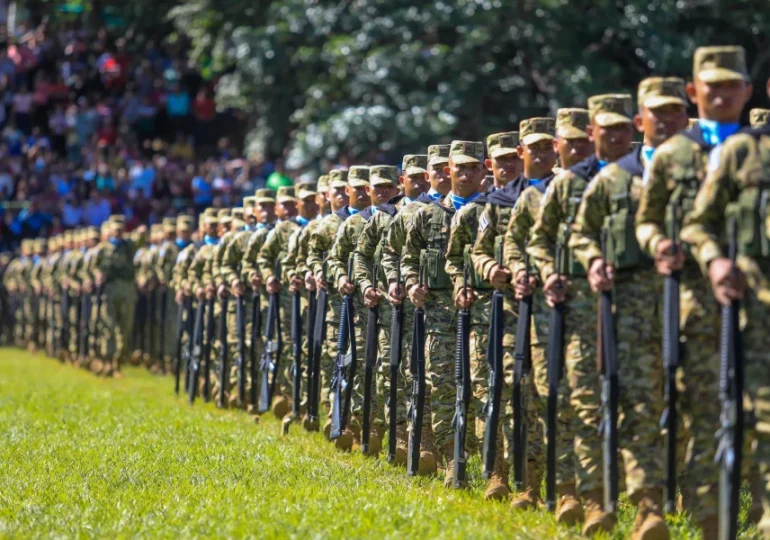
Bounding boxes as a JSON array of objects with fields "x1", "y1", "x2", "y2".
[
  {"x1": 314, "y1": 271, "x2": 327, "y2": 291},
  {"x1": 388, "y1": 282, "x2": 405, "y2": 305},
  {"x1": 196, "y1": 287, "x2": 206, "y2": 301},
  {"x1": 34, "y1": 285, "x2": 42, "y2": 296},
  {"x1": 175, "y1": 289, "x2": 184, "y2": 304},
  {"x1": 304, "y1": 271, "x2": 316, "y2": 292},
  {"x1": 542, "y1": 273, "x2": 568, "y2": 307},
  {"x1": 408, "y1": 284, "x2": 428, "y2": 308},
  {"x1": 513, "y1": 270, "x2": 537, "y2": 300},
  {"x1": 588, "y1": 259, "x2": 614, "y2": 293},
  {"x1": 266, "y1": 276, "x2": 281, "y2": 294},
  {"x1": 250, "y1": 274, "x2": 262, "y2": 290},
  {"x1": 205, "y1": 283, "x2": 216, "y2": 298},
  {"x1": 289, "y1": 275, "x2": 304, "y2": 292},
  {"x1": 217, "y1": 284, "x2": 229, "y2": 299},
  {"x1": 135, "y1": 225, "x2": 148, "y2": 236},
  {"x1": 364, "y1": 287, "x2": 382, "y2": 308},
  {"x1": 654, "y1": 239, "x2": 685, "y2": 276},
  {"x1": 337, "y1": 276, "x2": 355, "y2": 296},
  {"x1": 183, "y1": 284, "x2": 192, "y2": 297},
  {"x1": 231, "y1": 280, "x2": 246, "y2": 297},
  {"x1": 708, "y1": 257, "x2": 746, "y2": 307},
  {"x1": 454, "y1": 286, "x2": 475, "y2": 309},
  {"x1": 489, "y1": 264, "x2": 512, "y2": 290}
]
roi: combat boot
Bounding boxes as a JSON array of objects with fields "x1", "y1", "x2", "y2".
[
  {"x1": 420, "y1": 423, "x2": 440, "y2": 474},
  {"x1": 510, "y1": 487, "x2": 539, "y2": 510},
  {"x1": 389, "y1": 424, "x2": 408, "y2": 466},
  {"x1": 440, "y1": 445, "x2": 456, "y2": 488},
  {"x1": 556, "y1": 484, "x2": 584, "y2": 525},
  {"x1": 418, "y1": 450, "x2": 437, "y2": 476},
  {"x1": 271, "y1": 396, "x2": 291, "y2": 420},
  {"x1": 581, "y1": 489, "x2": 616, "y2": 536},
  {"x1": 334, "y1": 428, "x2": 354, "y2": 452},
  {"x1": 484, "y1": 452, "x2": 511, "y2": 500},
  {"x1": 631, "y1": 489, "x2": 669, "y2": 540},
  {"x1": 363, "y1": 433, "x2": 382, "y2": 457},
  {"x1": 749, "y1": 471, "x2": 764, "y2": 524},
  {"x1": 302, "y1": 414, "x2": 318, "y2": 432}
]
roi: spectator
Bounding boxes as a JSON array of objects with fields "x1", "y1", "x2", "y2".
[
  {"x1": 191, "y1": 167, "x2": 213, "y2": 211},
  {"x1": 83, "y1": 189, "x2": 111, "y2": 226},
  {"x1": 17, "y1": 201, "x2": 51, "y2": 238},
  {"x1": 61, "y1": 194, "x2": 84, "y2": 228},
  {"x1": 12, "y1": 85, "x2": 34, "y2": 136}
]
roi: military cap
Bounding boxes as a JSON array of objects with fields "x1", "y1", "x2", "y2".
[
  {"x1": 693, "y1": 46, "x2": 748, "y2": 83},
  {"x1": 298, "y1": 185, "x2": 317, "y2": 199},
  {"x1": 348, "y1": 166, "x2": 370, "y2": 188},
  {"x1": 328, "y1": 169, "x2": 349, "y2": 188},
  {"x1": 401, "y1": 155, "x2": 428, "y2": 175},
  {"x1": 231, "y1": 208, "x2": 245, "y2": 222},
  {"x1": 427, "y1": 144, "x2": 451, "y2": 167},
  {"x1": 317, "y1": 174, "x2": 330, "y2": 192},
  {"x1": 519, "y1": 118, "x2": 555, "y2": 146},
  {"x1": 162, "y1": 217, "x2": 176, "y2": 232},
  {"x1": 588, "y1": 94, "x2": 633, "y2": 127},
  {"x1": 217, "y1": 208, "x2": 231, "y2": 218},
  {"x1": 109, "y1": 214, "x2": 126, "y2": 225},
  {"x1": 750, "y1": 108, "x2": 770, "y2": 128},
  {"x1": 34, "y1": 239, "x2": 46, "y2": 252},
  {"x1": 109, "y1": 218, "x2": 126, "y2": 231},
  {"x1": 203, "y1": 215, "x2": 218, "y2": 226},
  {"x1": 47, "y1": 236, "x2": 58, "y2": 250},
  {"x1": 150, "y1": 224, "x2": 164, "y2": 235},
  {"x1": 486, "y1": 132, "x2": 519, "y2": 159},
  {"x1": 276, "y1": 186, "x2": 298, "y2": 203},
  {"x1": 243, "y1": 196, "x2": 256, "y2": 208},
  {"x1": 370, "y1": 165, "x2": 399, "y2": 187},
  {"x1": 449, "y1": 140, "x2": 485, "y2": 164},
  {"x1": 21, "y1": 239, "x2": 32, "y2": 252},
  {"x1": 86, "y1": 226, "x2": 99, "y2": 240},
  {"x1": 177, "y1": 215, "x2": 194, "y2": 231},
  {"x1": 637, "y1": 77, "x2": 687, "y2": 109},
  {"x1": 202, "y1": 208, "x2": 218, "y2": 218},
  {"x1": 100, "y1": 222, "x2": 111, "y2": 233},
  {"x1": 556, "y1": 108, "x2": 590, "y2": 139},
  {"x1": 0, "y1": 253, "x2": 10, "y2": 266},
  {"x1": 255, "y1": 188, "x2": 275, "y2": 204}
]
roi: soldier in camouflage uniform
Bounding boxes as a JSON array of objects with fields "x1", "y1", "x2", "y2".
[
  {"x1": 381, "y1": 146, "x2": 451, "y2": 468},
  {"x1": 137, "y1": 224, "x2": 164, "y2": 371},
  {"x1": 170, "y1": 215, "x2": 196, "y2": 386},
  {"x1": 485, "y1": 131, "x2": 524, "y2": 191},
  {"x1": 403, "y1": 141, "x2": 486, "y2": 488},
  {"x1": 41, "y1": 236, "x2": 63, "y2": 357},
  {"x1": 636, "y1": 48, "x2": 756, "y2": 537},
  {"x1": 527, "y1": 95, "x2": 634, "y2": 536},
  {"x1": 29, "y1": 239, "x2": 46, "y2": 350},
  {"x1": 680, "y1": 74, "x2": 770, "y2": 538},
  {"x1": 4, "y1": 240, "x2": 32, "y2": 346},
  {"x1": 153, "y1": 217, "x2": 180, "y2": 374}
]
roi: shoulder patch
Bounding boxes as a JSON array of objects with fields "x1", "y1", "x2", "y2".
[
  {"x1": 479, "y1": 213, "x2": 489, "y2": 232},
  {"x1": 175, "y1": 251, "x2": 188, "y2": 264}
]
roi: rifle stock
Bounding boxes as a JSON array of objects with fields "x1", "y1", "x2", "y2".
[
  {"x1": 187, "y1": 298, "x2": 205, "y2": 405},
  {"x1": 387, "y1": 262, "x2": 404, "y2": 463},
  {"x1": 482, "y1": 252, "x2": 505, "y2": 479},
  {"x1": 453, "y1": 265, "x2": 471, "y2": 487},
  {"x1": 362, "y1": 263, "x2": 379, "y2": 454},
  {"x1": 258, "y1": 292, "x2": 280, "y2": 414},
  {"x1": 407, "y1": 265, "x2": 426, "y2": 476},
  {"x1": 545, "y1": 245, "x2": 565, "y2": 512},
  {"x1": 250, "y1": 290, "x2": 261, "y2": 409}
]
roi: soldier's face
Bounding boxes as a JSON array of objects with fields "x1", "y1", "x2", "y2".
[
  {"x1": 177, "y1": 230, "x2": 192, "y2": 242},
  {"x1": 428, "y1": 164, "x2": 451, "y2": 195},
  {"x1": 400, "y1": 172, "x2": 428, "y2": 198},
  {"x1": 368, "y1": 184, "x2": 398, "y2": 206},
  {"x1": 346, "y1": 185, "x2": 370, "y2": 210},
  {"x1": 486, "y1": 154, "x2": 523, "y2": 185},
  {"x1": 298, "y1": 196, "x2": 318, "y2": 218},
  {"x1": 277, "y1": 201, "x2": 298, "y2": 219},
  {"x1": 689, "y1": 78, "x2": 752, "y2": 123},
  {"x1": 591, "y1": 122, "x2": 634, "y2": 162},
  {"x1": 447, "y1": 160, "x2": 485, "y2": 198},
  {"x1": 635, "y1": 103, "x2": 688, "y2": 146},
  {"x1": 205, "y1": 224, "x2": 218, "y2": 237},
  {"x1": 327, "y1": 186, "x2": 348, "y2": 211},
  {"x1": 245, "y1": 208, "x2": 257, "y2": 224},
  {"x1": 518, "y1": 140, "x2": 557, "y2": 179},
  {"x1": 315, "y1": 193, "x2": 327, "y2": 213},
  {"x1": 257, "y1": 202, "x2": 275, "y2": 223},
  {"x1": 554, "y1": 137, "x2": 592, "y2": 168}
]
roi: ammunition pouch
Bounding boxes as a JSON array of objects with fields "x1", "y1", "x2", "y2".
[
  {"x1": 463, "y1": 245, "x2": 491, "y2": 289},
  {"x1": 420, "y1": 249, "x2": 451, "y2": 290},
  {"x1": 556, "y1": 222, "x2": 585, "y2": 277},
  {"x1": 726, "y1": 185, "x2": 770, "y2": 259}
]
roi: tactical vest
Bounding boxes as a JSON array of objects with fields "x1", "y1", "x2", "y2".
[
  {"x1": 664, "y1": 141, "x2": 708, "y2": 244},
  {"x1": 419, "y1": 205, "x2": 452, "y2": 289},
  {"x1": 601, "y1": 171, "x2": 651, "y2": 271},
  {"x1": 556, "y1": 177, "x2": 588, "y2": 276}
]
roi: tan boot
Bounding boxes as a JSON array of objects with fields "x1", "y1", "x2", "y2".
[
  {"x1": 389, "y1": 424, "x2": 408, "y2": 466},
  {"x1": 749, "y1": 470, "x2": 764, "y2": 524},
  {"x1": 510, "y1": 487, "x2": 539, "y2": 510},
  {"x1": 631, "y1": 490, "x2": 669, "y2": 540},
  {"x1": 582, "y1": 489, "x2": 616, "y2": 536},
  {"x1": 302, "y1": 414, "x2": 319, "y2": 432},
  {"x1": 334, "y1": 428, "x2": 354, "y2": 452},
  {"x1": 363, "y1": 434, "x2": 382, "y2": 457},
  {"x1": 418, "y1": 451, "x2": 437, "y2": 476},
  {"x1": 556, "y1": 484, "x2": 584, "y2": 525},
  {"x1": 484, "y1": 452, "x2": 511, "y2": 500},
  {"x1": 271, "y1": 396, "x2": 291, "y2": 420},
  {"x1": 696, "y1": 516, "x2": 718, "y2": 540}
]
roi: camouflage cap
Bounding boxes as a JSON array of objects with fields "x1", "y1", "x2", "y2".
[
  {"x1": 177, "y1": 215, "x2": 194, "y2": 231},
  {"x1": 486, "y1": 132, "x2": 519, "y2": 159},
  {"x1": 48, "y1": 236, "x2": 58, "y2": 250},
  {"x1": 162, "y1": 217, "x2": 176, "y2": 232},
  {"x1": 203, "y1": 215, "x2": 218, "y2": 226},
  {"x1": 317, "y1": 174, "x2": 330, "y2": 192},
  {"x1": 348, "y1": 166, "x2": 370, "y2": 188},
  {"x1": 63, "y1": 230, "x2": 75, "y2": 244},
  {"x1": 449, "y1": 140, "x2": 485, "y2": 164},
  {"x1": 750, "y1": 108, "x2": 770, "y2": 128},
  {"x1": 243, "y1": 196, "x2": 256, "y2": 208},
  {"x1": 232, "y1": 208, "x2": 245, "y2": 222},
  {"x1": 86, "y1": 226, "x2": 99, "y2": 240},
  {"x1": 34, "y1": 238, "x2": 46, "y2": 252},
  {"x1": 588, "y1": 94, "x2": 633, "y2": 127},
  {"x1": 637, "y1": 77, "x2": 687, "y2": 109},
  {"x1": 693, "y1": 46, "x2": 748, "y2": 83},
  {"x1": 519, "y1": 118, "x2": 555, "y2": 146},
  {"x1": 109, "y1": 214, "x2": 126, "y2": 225},
  {"x1": 328, "y1": 169, "x2": 349, "y2": 188},
  {"x1": 427, "y1": 144, "x2": 451, "y2": 167},
  {"x1": 202, "y1": 208, "x2": 218, "y2": 218},
  {"x1": 298, "y1": 185, "x2": 317, "y2": 199},
  {"x1": 370, "y1": 165, "x2": 399, "y2": 187},
  {"x1": 401, "y1": 155, "x2": 428, "y2": 175},
  {"x1": 21, "y1": 239, "x2": 32, "y2": 252},
  {"x1": 255, "y1": 188, "x2": 275, "y2": 204},
  {"x1": 556, "y1": 108, "x2": 590, "y2": 139},
  {"x1": 276, "y1": 186, "x2": 297, "y2": 203},
  {"x1": 217, "y1": 208, "x2": 231, "y2": 218},
  {"x1": 150, "y1": 223, "x2": 164, "y2": 235}
]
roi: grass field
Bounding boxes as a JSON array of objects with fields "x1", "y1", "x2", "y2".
[{"x1": 0, "y1": 349, "x2": 760, "y2": 538}]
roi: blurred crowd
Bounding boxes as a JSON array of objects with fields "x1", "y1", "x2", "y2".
[{"x1": 0, "y1": 20, "x2": 294, "y2": 251}]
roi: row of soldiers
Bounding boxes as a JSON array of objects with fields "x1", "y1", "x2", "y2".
[{"x1": 2, "y1": 45, "x2": 769, "y2": 540}]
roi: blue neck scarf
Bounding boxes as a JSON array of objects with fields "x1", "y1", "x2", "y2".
[
  {"x1": 33, "y1": 255, "x2": 40, "y2": 264},
  {"x1": 699, "y1": 119, "x2": 740, "y2": 146},
  {"x1": 527, "y1": 177, "x2": 544, "y2": 188},
  {"x1": 641, "y1": 145, "x2": 655, "y2": 166},
  {"x1": 296, "y1": 216, "x2": 310, "y2": 226},
  {"x1": 597, "y1": 159, "x2": 609, "y2": 171},
  {"x1": 108, "y1": 237, "x2": 124, "y2": 246},
  {"x1": 176, "y1": 239, "x2": 191, "y2": 249},
  {"x1": 404, "y1": 196, "x2": 415, "y2": 204},
  {"x1": 347, "y1": 206, "x2": 360, "y2": 215},
  {"x1": 203, "y1": 235, "x2": 219, "y2": 246},
  {"x1": 427, "y1": 188, "x2": 442, "y2": 201},
  {"x1": 370, "y1": 206, "x2": 378, "y2": 215},
  {"x1": 448, "y1": 191, "x2": 480, "y2": 211},
  {"x1": 256, "y1": 223, "x2": 267, "y2": 230}
]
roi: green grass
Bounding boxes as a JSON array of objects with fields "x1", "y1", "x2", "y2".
[{"x1": 0, "y1": 349, "x2": 759, "y2": 538}]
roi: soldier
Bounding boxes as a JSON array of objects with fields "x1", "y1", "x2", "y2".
[
  {"x1": 355, "y1": 159, "x2": 430, "y2": 462},
  {"x1": 636, "y1": 47, "x2": 755, "y2": 536},
  {"x1": 527, "y1": 94, "x2": 635, "y2": 535},
  {"x1": 138, "y1": 224, "x2": 164, "y2": 372},
  {"x1": 552, "y1": 108, "x2": 593, "y2": 173},
  {"x1": 403, "y1": 140, "x2": 485, "y2": 488},
  {"x1": 484, "y1": 131, "x2": 524, "y2": 190},
  {"x1": 680, "y1": 74, "x2": 770, "y2": 540},
  {"x1": 170, "y1": 215, "x2": 196, "y2": 384},
  {"x1": 153, "y1": 217, "x2": 180, "y2": 374},
  {"x1": 41, "y1": 236, "x2": 63, "y2": 357},
  {"x1": 29, "y1": 239, "x2": 47, "y2": 350}
]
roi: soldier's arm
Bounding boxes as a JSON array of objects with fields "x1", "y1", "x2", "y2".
[
  {"x1": 354, "y1": 217, "x2": 379, "y2": 295},
  {"x1": 402, "y1": 209, "x2": 428, "y2": 289},
  {"x1": 221, "y1": 235, "x2": 244, "y2": 288},
  {"x1": 296, "y1": 227, "x2": 312, "y2": 278},
  {"x1": 470, "y1": 204, "x2": 498, "y2": 282},
  {"x1": 381, "y1": 212, "x2": 406, "y2": 285},
  {"x1": 257, "y1": 227, "x2": 281, "y2": 282},
  {"x1": 307, "y1": 218, "x2": 332, "y2": 276},
  {"x1": 187, "y1": 251, "x2": 205, "y2": 291},
  {"x1": 241, "y1": 231, "x2": 263, "y2": 284},
  {"x1": 445, "y1": 208, "x2": 473, "y2": 298},
  {"x1": 328, "y1": 221, "x2": 355, "y2": 286},
  {"x1": 636, "y1": 148, "x2": 673, "y2": 257},
  {"x1": 528, "y1": 175, "x2": 567, "y2": 281},
  {"x1": 281, "y1": 229, "x2": 301, "y2": 283},
  {"x1": 504, "y1": 191, "x2": 536, "y2": 278},
  {"x1": 570, "y1": 171, "x2": 611, "y2": 270}
]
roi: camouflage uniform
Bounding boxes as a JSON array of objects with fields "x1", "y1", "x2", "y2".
[{"x1": 156, "y1": 219, "x2": 181, "y2": 373}]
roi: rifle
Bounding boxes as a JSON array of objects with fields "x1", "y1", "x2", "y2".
[
  {"x1": 235, "y1": 293, "x2": 247, "y2": 406},
  {"x1": 289, "y1": 288, "x2": 303, "y2": 423},
  {"x1": 183, "y1": 297, "x2": 196, "y2": 393},
  {"x1": 305, "y1": 286, "x2": 317, "y2": 415},
  {"x1": 546, "y1": 245, "x2": 566, "y2": 512},
  {"x1": 217, "y1": 294, "x2": 229, "y2": 408},
  {"x1": 249, "y1": 289, "x2": 261, "y2": 410},
  {"x1": 41, "y1": 288, "x2": 48, "y2": 350},
  {"x1": 78, "y1": 291, "x2": 91, "y2": 362},
  {"x1": 512, "y1": 251, "x2": 533, "y2": 491},
  {"x1": 330, "y1": 258, "x2": 357, "y2": 440},
  {"x1": 452, "y1": 265, "x2": 472, "y2": 486},
  {"x1": 661, "y1": 203, "x2": 681, "y2": 514},
  {"x1": 148, "y1": 287, "x2": 157, "y2": 362},
  {"x1": 258, "y1": 289, "x2": 280, "y2": 413},
  {"x1": 159, "y1": 287, "x2": 168, "y2": 368},
  {"x1": 137, "y1": 291, "x2": 147, "y2": 359},
  {"x1": 187, "y1": 297, "x2": 206, "y2": 405},
  {"x1": 92, "y1": 284, "x2": 103, "y2": 359},
  {"x1": 716, "y1": 217, "x2": 744, "y2": 540},
  {"x1": 361, "y1": 263, "x2": 380, "y2": 454},
  {"x1": 174, "y1": 295, "x2": 189, "y2": 394},
  {"x1": 407, "y1": 265, "x2": 427, "y2": 476},
  {"x1": 482, "y1": 249, "x2": 505, "y2": 479},
  {"x1": 308, "y1": 260, "x2": 328, "y2": 428},
  {"x1": 387, "y1": 262, "x2": 404, "y2": 463},
  {"x1": 202, "y1": 296, "x2": 215, "y2": 401},
  {"x1": 598, "y1": 228, "x2": 619, "y2": 513},
  {"x1": 60, "y1": 288, "x2": 70, "y2": 356}
]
